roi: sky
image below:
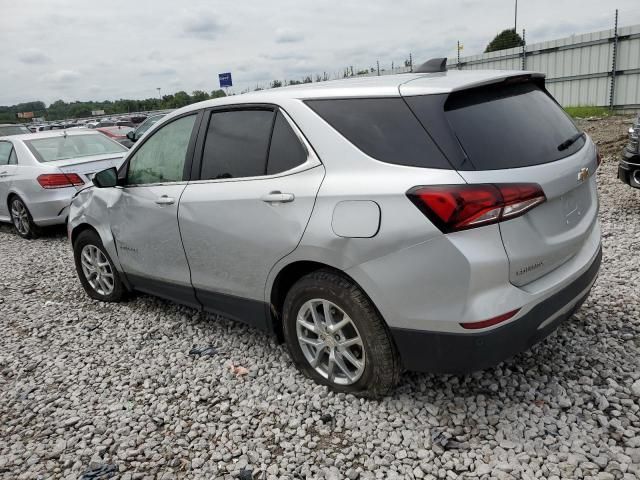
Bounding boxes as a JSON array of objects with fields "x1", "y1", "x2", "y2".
[{"x1": 1, "y1": 0, "x2": 639, "y2": 106}]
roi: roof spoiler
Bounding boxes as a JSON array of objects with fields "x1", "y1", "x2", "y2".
[{"x1": 415, "y1": 57, "x2": 447, "y2": 73}]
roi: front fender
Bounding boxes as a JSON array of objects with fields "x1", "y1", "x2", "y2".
[{"x1": 69, "y1": 187, "x2": 125, "y2": 273}]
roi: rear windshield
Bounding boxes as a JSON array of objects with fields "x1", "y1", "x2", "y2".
[
  {"x1": 305, "y1": 98, "x2": 451, "y2": 169},
  {"x1": 441, "y1": 82, "x2": 584, "y2": 170},
  {"x1": 25, "y1": 134, "x2": 127, "y2": 162},
  {"x1": 0, "y1": 125, "x2": 31, "y2": 136}
]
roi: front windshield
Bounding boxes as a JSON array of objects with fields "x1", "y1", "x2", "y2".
[{"x1": 24, "y1": 133, "x2": 127, "y2": 162}]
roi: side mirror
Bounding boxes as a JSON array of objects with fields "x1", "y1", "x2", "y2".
[
  {"x1": 126, "y1": 130, "x2": 136, "y2": 141},
  {"x1": 93, "y1": 167, "x2": 118, "y2": 188}
]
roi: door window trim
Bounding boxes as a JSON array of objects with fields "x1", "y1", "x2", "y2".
[
  {"x1": 189, "y1": 103, "x2": 321, "y2": 184},
  {"x1": 0, "y1": 141, "x2": 13, "y2": 166},
  {"x1": 118, "y1": 110, "x2": 204, "y2": 188}
]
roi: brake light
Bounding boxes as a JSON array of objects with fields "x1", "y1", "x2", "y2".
[
  {"x1": 407, "y1": 183, "x2": 546, "y2": 233},
  {"x1": 37, "y1": 173, "x2": 85, "y2": 189},
  {"x1": 460, "y1": 309, "x2": 520, "y2": 330}
]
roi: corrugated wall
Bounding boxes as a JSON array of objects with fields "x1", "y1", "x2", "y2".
[{"x1": 448, "y1": 24, "x2": 640, "y2": 110}]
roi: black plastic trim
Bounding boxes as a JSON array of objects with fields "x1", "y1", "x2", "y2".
[
  {"x1": 390, "y1": 246, "x2": 602, "y2": 373},
  {"x1": 195, "y1": 288, "x2": 273, "y2": 333},
  {"x1": 125, "y1": 274, "x2": 273, "y2": 333},
  {"x1": 127, "y1": 274, "x2": 200, "y2": 309}
]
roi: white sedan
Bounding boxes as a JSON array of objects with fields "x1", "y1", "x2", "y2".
[{"x1": 0, "y1": 130, "x2": 127, "y2": 238}]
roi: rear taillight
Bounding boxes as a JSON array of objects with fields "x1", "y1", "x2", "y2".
[
  {"x1": 37, "y1": 173, "x2": 84, "y2": 189},
  {"x1": 407, "y1": 183, "x2": 546, "y2": 233}
]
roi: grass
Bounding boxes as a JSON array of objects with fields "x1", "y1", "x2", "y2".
[{"x1": 564, "y1": 106, "x2": 613, "y2": 118}]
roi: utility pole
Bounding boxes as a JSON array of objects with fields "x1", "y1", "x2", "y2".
[
  {"x1": 521, "y1": 29, "x2": 526, "y2": 70},
  {"x1": 156, "y1": 87, "x2": 162, "y2": 100},
  {"x1": 609, "y1": 9, "x2": 619, "y2": 111},
  {"x1": 409, "y1": 53, "x2": 413, "y2": 72},
  {"x1": 376, "y1": 60, "x2": 380, "y2": 76},
  {"x1": 457, "y1": 41, "x2": 461, "y2": 69},
  {"x1": 514, "y1": 0, "x2": 518, "y2": 32}
]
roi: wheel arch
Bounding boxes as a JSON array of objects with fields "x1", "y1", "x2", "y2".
[{"x1": 268, "y1": 260, "x2": 386, "y2": 340}]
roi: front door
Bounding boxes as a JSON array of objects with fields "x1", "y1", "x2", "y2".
[
  {"x1": 178, "y1": 108, "x2": 324, "y2": 326},
  {"x1": 110, "y1": 113, "x2": 201, "y2": 307}
]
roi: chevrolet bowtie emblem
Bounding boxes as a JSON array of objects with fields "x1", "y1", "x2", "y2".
[{"x1": 578, "y1": 167, "x2": 590, "y2": 182}]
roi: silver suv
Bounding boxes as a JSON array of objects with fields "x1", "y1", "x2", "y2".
[{"x1": 69, "y1": 63, "x2": 601, "y2": 397}]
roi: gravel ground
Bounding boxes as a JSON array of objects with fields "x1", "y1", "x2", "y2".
[{"x1": 1, "y1": 116, "x2": 639, "y2": 480}]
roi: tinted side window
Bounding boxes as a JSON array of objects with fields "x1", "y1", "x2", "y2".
[
  {"x1": 200, "y1": 110, "x2": 274, "y2": 180},
  {"x1": 267, "y1": 112, "x2": 307, "y2": 175},
  {"x1": 0, "y1": 142, "x2": 12, "y2": 165},
  {"x1": 127, "y1": 114, "x2": 196, "y2": 185},
  {"x1": 305, "y1": 98, "x2": 450, "y2": 169}
]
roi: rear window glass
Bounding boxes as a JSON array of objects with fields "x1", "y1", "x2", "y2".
[
  {"x1": 305, "y1": 98, "x2": 451, "y2": 169},
  {"x1": 0, "y1": 125, "x2": 30, "y2": 136},
  {"x1": 25, "y1": 134, "x2": 127, "y2": 162},
  {"x1": 267, "y1": 112, "x2": 307, "y2": 175},
  {"x1": 442, "y1": 82, "x2": 584, "y2": 170}
]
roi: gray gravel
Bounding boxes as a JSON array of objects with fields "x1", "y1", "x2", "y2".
[{"x1": 1, "y1": 118, "x2": 640, "y2": 479}]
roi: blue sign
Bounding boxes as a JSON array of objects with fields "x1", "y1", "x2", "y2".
[{"x1": 219, "y1": 72, "x2": 233, "y2": 88}]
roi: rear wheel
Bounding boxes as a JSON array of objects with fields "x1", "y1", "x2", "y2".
[
  {"x1": 73, "y1": 230, "x2": 126, "y2": 302},
  {"x1": 283, "y1": 269, "x2": 400, "y2": 398},
  {"x1": 9, "y1": 196, "x2": 39, "y2": 239}
]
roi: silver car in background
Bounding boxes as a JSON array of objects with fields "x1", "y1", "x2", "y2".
[
  {"x1": 68, "y1": 64, "x2": 601, "y2": 397},
  {"x1": 0, "y1": 130, "x2": 127, "y2": 238}
]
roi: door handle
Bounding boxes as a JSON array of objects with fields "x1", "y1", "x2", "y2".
[
  {"x1": 0, "y1": 171, "x2": 8, "y2": 177},
  {"x1": 155, "y1": 195, "x2": 175, "y2": 205},
  {"x1": 261, "y1": 191, "x2": 295, "y2": 203}
]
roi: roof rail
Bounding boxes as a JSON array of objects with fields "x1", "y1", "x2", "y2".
[{"x1": 414, "y1": 57, "x2": 447, "y2": 73}]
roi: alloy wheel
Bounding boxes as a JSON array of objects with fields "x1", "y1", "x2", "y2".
[
  {"x1": 10, "y1": 199, "x2": 30, "y2": 236},
  {"x1": 296, "y1": 299, "x2": 366, "y2": 385},
  {"x1": 80, "y1": 245, "x2": 115, "y2": 296}
]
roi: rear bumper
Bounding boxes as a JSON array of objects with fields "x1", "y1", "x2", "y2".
[
  {"x1": 390, "y1": 246, "x2": 602, "y2": 373},
  {"x1": 29, "y1": 190, "x2": 74, "y2": 226},
  {"x1": 618, "y1": 150, "x2": 640, "y2": 188}
]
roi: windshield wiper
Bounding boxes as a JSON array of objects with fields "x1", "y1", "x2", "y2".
[{"x1": 557, "y1": 132, "x2": 585, "y2": 151}]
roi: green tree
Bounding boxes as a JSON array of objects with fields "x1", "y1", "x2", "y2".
[
  {"x1": 191, "y1": 90, "x2": 210, "y2": 102},
  {"x1": 210, "y1": 89, "x2": 227, "y2": 99},
  {"x1": 270, "y1": 80, "x2": 283, "y2": 88},
  {"x1": 485, "y1": 29, "x2": 524, "y2": 53}
]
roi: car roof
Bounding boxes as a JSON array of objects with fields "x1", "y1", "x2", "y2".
[
  {"x1": 1, "y1": 129, "x2": 102, "y2": 142},
  {"x1": 170, "y1": 69, "x2": 543, "y2": 117}
]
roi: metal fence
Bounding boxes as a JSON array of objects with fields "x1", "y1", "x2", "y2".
[{"x1": 449, "y1": 22, "x2": 640, "y2": 111}]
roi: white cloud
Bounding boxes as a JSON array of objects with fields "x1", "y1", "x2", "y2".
[
  {"x1": 18, "y1": 48, "x2": 51, "y2": 65},
  {"x1": 0, "y1": 0, "x2": 638, "y2": 105},
  {"x1": 275, "y1": 28, "x2": 303, "y2": 44}
]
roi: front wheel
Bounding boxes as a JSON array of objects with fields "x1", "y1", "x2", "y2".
[
  {"x1": 283, "y1": 269, "x2": 401, "y2": 398},
  {"x1": 73, "y1": 230, "x2": 126, "y2": 302}
]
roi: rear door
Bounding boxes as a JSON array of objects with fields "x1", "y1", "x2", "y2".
[
  {"x1": 178, "y1": 106, "x2": 324, "y2": 324},
  {"x1": 404, "y1": 80, "x2": 599, "y2": 285}
]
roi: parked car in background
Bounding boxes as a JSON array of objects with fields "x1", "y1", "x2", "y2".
[
  {"x1": 68, "y1": 66, "x2": 602, "y2": 397},
  {"x1": 0, "y1": 124, "x2": 32, "y2": 136},
  {"x1": 0, "y1": 130, "x2": 128, "y2": 238},
  {"x1": 118, "y1": 113, "x2": 167, "y2": 148},
  {"x1": 618, "y1": 114, "x2": 640, "y2": 188},
  {"x1": 96, "y1": 126, "x2": 134, "y2": 146}
]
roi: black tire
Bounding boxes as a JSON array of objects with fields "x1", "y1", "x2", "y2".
[
  {"x1": 9, "y1": 195, "x2": 40, "y2": 239},
  {"x1": 283, "y1": 269, "x2": 401, "y2": 398},
  {"x1": 73, "y1": 230, "x2": 126, "y2": 302}
]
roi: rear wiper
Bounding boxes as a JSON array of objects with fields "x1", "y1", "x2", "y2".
[{"x1": 557, "y1": 132, "x2": 585, "y2": 151}]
